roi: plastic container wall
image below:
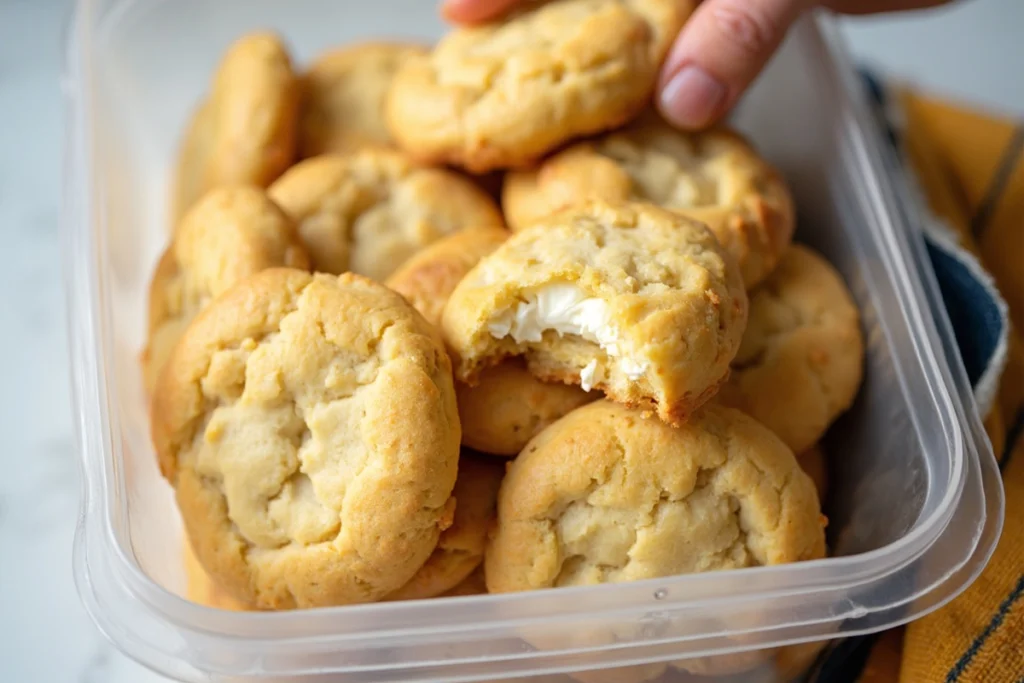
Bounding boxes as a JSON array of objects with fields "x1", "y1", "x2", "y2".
[{"x1": 63, "y1": 1, "x2": 1004, "y2": 681}]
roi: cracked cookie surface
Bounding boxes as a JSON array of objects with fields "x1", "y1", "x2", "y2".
[
  {"x1": 151, "y1": 268, "x2": 461, "y2": 609},
  {"x1": 485, "y1": 400, "x2": 826, "y2": 595},
  {"x1": 143, "y1": 186, "x2": 309, "y2": 394},
  {"x1": 385, "y1": 0, "x2": 694, "y2": 172},
  {"x1": 716, "y1": 244, "x2": 864, "y2": 454},
  {"x1": 385, "y1": 228, "x2": 595, "y2": 454},
  {"x1": 268, "y1": 148, "x2": 504, "y2": 281},
  {"x1": 384, "y1": 451, "x2": 505, "y2": 601},
  {"x1": 173, "y1": 32, "x2": 299, "y2": 223},
  {"x1": 503, "y1": 111, "x2": 794, "y2": 288},
  {"x1": 299, "y1": 42, "x2": 428, "y2": 158},
  {"x1": 442, "y1": 200, "x2": 747, "y2": 426}
]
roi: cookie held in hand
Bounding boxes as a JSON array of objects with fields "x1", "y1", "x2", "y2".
[{"x1": 386, "y1": 0, "x2": 694, "y2": 172}]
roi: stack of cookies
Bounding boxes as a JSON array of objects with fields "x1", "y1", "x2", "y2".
[{"x1": 146, "y1": 1, "x2": 864, "y2": 676}]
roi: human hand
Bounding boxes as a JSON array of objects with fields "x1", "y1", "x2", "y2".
[{"x1": 441, "y1": 0, "x2": 952, "y2": 129}]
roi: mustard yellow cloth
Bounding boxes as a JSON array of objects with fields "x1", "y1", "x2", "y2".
[{"x1": 858, "y1": 91, "x2": 1024, "y2": 683}]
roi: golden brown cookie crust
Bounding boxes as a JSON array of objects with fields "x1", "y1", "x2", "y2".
[
  {"x1": 485, "y1": 400, "x2": 826, "y2": 595},
  {"x1": 385, "y1": 0, "x2": 695, "y2": 172},
  {"x1": 385, "y1": 227, "x2": 510, "y2": 328},
  {"x1": 457, "y1": 361, "x2": 595, "y2": 456},
  {"x1": 142, "y1": 185, "x2": 309, "y2": 394},
  {"x1": 182, "y1": 536, "x2": 253, "y2": 611},
  {"x1": 716, "y1": 244, "x2": 864, "y2": 454},
  {"x1": 299, "y1": 42, "x2": 429, "y2": 158},
  {"x1": 440, "y1": 566, "x2": 488, "y2": 597},
  {"x1": 268, "y1": 149, "x2": 505, "y2": 280},
  {"x1": 503, "y1": 112, "x2": 794, "y2": 288},
  {"x1": 152, "y1": 268, "x2": 461, "y2": 609},
  {"x1": 172, "y1": 32, "x2": 299, "y2": 223},
  {"x1": 385, "y1": 452, "x2": 505, "y2": 601},
  {"x1": 442, "y1": 200, "x2": 747, "y2": 425}
]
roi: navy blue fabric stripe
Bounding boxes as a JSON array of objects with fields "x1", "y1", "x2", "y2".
[
  {"x1": 925, "y1": 242, "x2": 1006, "y2": 388},
  {"x1": 810, "y1": 633, "x2": 880, "y2": 683},
  {"x1": 945, "y1": 574, "x2": 1024, "y2": 682},
  {"x1": 1000, "y1": 407, "x2": 1024, "y2": 472}
]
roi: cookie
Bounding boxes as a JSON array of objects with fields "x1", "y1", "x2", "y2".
[
  {"x1": 299, "y1": 42, "x2": 428, "y2": 158},
  {"x1": 151, "y1": 268, "x2": 461, "y2": 609},
  {"x1": 172, "y1": 32, "x2": 299, "y2": 223},
  {"x1": 385, "y1": 0, "x2": 695, "y2": 172},
  {"x1": 268, "y1": 148, "x2": 504, "y2": 281},
  {"x1": 142, "y1": 186, "x2": 309, "y2": 394},
  {"x1": 457, "y1": 361, "x2": 595, "y2": 456},
  {"x1": 716, "y1": 244, "x2": 864, "y2": 454},
  {"x1": 485, "y1": 400, "x2": 825, "y2": 681},
  {"x1": 385, "y1": 452, "x2": 504, "y2": 601},
  {"x1": 442, "y1": 200, "x2": 747, "y2": 425},
  {"x1": 503, "y1": 112, "x2": 795, "y2": 288},
  {"x1": 385, "y1": 228, "x2": 595, "y2": 454},
  {"x1": 486, "y1": 400, "x2": 825, "y2": 591},
  {"x1": 182, "y1": 536, "x2": 252, "y2": 612}
]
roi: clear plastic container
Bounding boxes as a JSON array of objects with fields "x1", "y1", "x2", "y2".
[{"x1": 62, "y1": 1, "x2": 1005, "y2": 681}]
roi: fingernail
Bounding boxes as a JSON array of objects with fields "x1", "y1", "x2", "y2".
[{"x1": 659, "y1": 66, "x2": 727, "y2": 129}]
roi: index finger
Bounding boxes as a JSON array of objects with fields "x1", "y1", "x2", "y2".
[{"x1": 441, "y1": 0, "x2": 522, "y2": 24}]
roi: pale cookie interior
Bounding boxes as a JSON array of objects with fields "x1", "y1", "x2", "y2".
[{"x1": 487, "y1": 282, "x2": 654, "y2": 391}]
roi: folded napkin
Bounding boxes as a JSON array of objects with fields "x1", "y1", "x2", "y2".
[{"x1": 812, "y1": 73, "x2": 1024, "y2": 683}]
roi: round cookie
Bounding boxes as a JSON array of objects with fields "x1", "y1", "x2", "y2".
[
  {"x1": 385, "y1": 228, "x2": 595, "y2": 455},
  {"x1": 457, "y1": 361, "x2": 595, "y2": 456},
  {"x1": 268, "y1": 148, "x2": 504, "y2": 281},
  {"x1": 485, "y1": 400, "x2": 826, "y2": 681},
  {"x1": 486, "y1": 400, "x2": 826, "y2": 591},
  {"x1": 442, "y1": 200, "x2": 748, "y2": 426},
  {"x1": 172, "y1": 32, "x2": 299, "y2": 223},
  {"x1": 716, "y1": 244, "x2": 864, "y2": 454},
  {"x1": 385, "y1": 0, "x2": 695, "y2": 172},
  {"x1": 503, "y1": 112, "x2": 795, "y2": 288},
  {"x1": 151, "y1": 268, "x2": 461, "y2": 609},
  {"x1": 299, "y1": 42, "x2": 429, "y2": 158},
  {"x1": 385, "y1": 451, "x2": 505, "y2": 601},
  {"x1": 142, "y1": 185, "x2": 309, "y2": 394}
]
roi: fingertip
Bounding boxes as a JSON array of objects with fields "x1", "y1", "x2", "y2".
[
  {"x1": 441, "y1": 0, "x2": 519, "y2": 25},
  {"x1": 657, "y1": 65, "x2": 730, "y2": 130}
]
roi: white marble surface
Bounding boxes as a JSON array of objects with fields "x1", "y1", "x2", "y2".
[{"x1": 0, "y1": 0, "x2": 1020, "y2": 681}]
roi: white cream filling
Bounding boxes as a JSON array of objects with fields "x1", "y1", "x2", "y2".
[{"x1": 487, "y1": 284, "x2": 649, "y2": 385}]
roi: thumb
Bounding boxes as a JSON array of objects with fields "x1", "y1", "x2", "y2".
[{"x1": 657, "y1": 0, "x2": 815, "y2": 129}]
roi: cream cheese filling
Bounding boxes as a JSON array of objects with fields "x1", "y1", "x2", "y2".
[{"x1": 487, "y1": 284, "x2": 648, "y2": 388}]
